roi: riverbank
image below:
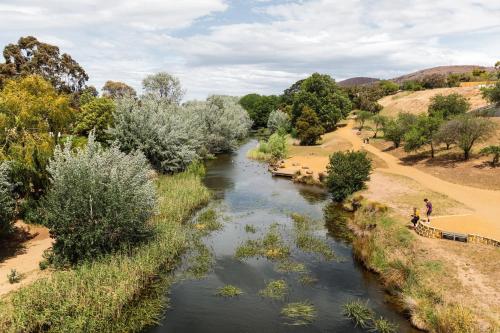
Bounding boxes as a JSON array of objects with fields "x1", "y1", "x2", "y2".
[
  {"x1": 348, "y1": 199, "x2": 499, "y2": 332},
  {"x1": 0, "y1": 171, "x2": 210, "y2": 332}
]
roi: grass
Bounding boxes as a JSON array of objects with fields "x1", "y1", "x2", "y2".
[
  {"x1": 234, "y1": 225, "x2": 290, "y2": 261},
  {"x1": 281, "y1": 301, "x2": 317, "y2": 326},
  {"x1": 216, "y1": 285, "x2": 243, "y2": 297},
  {"x1": 7, "y1": 269, "x2": 22, "y2": 284},
  {"x1": 185, "y1": 239, "x2": 214, "y2": 279},
  {"x1": 234, "y1": 239, "x2": 262, "y2": 259},
  {"x1": 370, "y1": 317, "x2": 399, "y2": 333},
  {"x1": 342, "y1": 300, "x2": 375, "y2": 329},
  {"x1": 0, "y1": 171, "x2": 211, "y2": 332},
  {"x1": 295, "y1": 232, "x2": 335, "y2": 260},
  {"x1": 193, "y1": 208, "x2": 222, "y2": 235},
  {"x1": 298, "y1": 274, "x2": 318, "y2": 286},
  {"x1": 244, "y1": 224, "x2": 257, "y2": 233},
  {"x1": 259, "y1": 280, "x2": 288, "y2": 299},
  {"x1": 275, "y1": 260, "x2": 307, "y2": 273}
]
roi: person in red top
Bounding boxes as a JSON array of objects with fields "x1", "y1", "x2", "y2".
[{"x1": 424, "y1": 198, "x2": 432, "y2": 222}]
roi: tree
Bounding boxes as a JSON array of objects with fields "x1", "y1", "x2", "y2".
[
  {"x1": 42, "y1": 135, "x2": 156, "y2": 265},
  {"x1": 239, "y1": 94, "x2": 280, "y2": 128},
  {"x1": 291, "y1": 73, "x2": 352, "y2": 131},
  {"x1": 142, "y1": 72, "x2": 184, "y2": 105},
  {"x1": 267, "y1": 109, "x2": 291, "y2": 133},
  {"x1": 0, "y1": 163, "x2": 15, "y2": 237},
  {"x1": 421, "y1": 74, "x2": 447, "y2": 89},
  {"x1": 326, "y1": 151, "x2": 372, "y2": 202},
  {"x1": 78, "y1": 86, "x2": 98, "y2": 106},
  {"x1": 480, "y1": 145, "x2": 500, "y2": 167},
  {"x1": 482, "y1": 82, "x2": 500, "y2": 105},
  {"x1": 267, "y1": 132, "x2": 288, "y2": 160},
  {"x1": 378, "y1": 80, "x2": 399, "y2": 95},
  {"x1": 371, "y1": 114, "x2": 387, "y2": 138},
  {"x1": 441, "y1": 115, "x2": 496, "y2": 160},
  {"x1": 0, "y1": 36, "x2": 88, "y2": 93},
  {"x1": 428, "y1": 93, "x2": 470, "y2": 119},
  {"x1": 74, "y1": 97, "x2": 116, "y2": 142},
  {"x1": 435, "y1": 120, "x2": 457, "y2": 150},
  {"x1": 402, "y1": 80, "x2": 423, "y2": 91},
  {"x1": 404, "y1": 114, "x2": 443, "y2": 158},
  {"x1": 295, "y1": 107, "x2": 325, "y2": 145},
  {"x1": 356, "y1": 111, "x2": 372, "y2": 130},
  {"x1": 383, "y1": 113, "x2": 417, "y2": 148},
  {"x1": 102, "y1": 81, "x2": 137, "y2": 99},
  {"x1": 0, "y1": 75, "x2": 75, "y2": 196}
]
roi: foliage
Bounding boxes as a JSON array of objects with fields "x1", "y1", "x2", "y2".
[
  {"x1": 244, "y1": 224, "x2": 256, "y2": 233},
  {"x1": 0, "y1": 75, "x2": 75, "y2": 196},
  {"x1": 295, "y1": 106, "x2": 325, "y2": 145},
  {"x1": 102, "y1": 80, "x2": 137, "y2": 99},
  {"x1": 404, "y1": 114, "x2": 443, "y2": 158},
  {"x1": 291, "y1": 73, "x2": 352, "y2": 131},
  {"x1": 421, "y1": 74, "x2": 448, "y2": 89},
  {"x1": 480, "y1": 145, "x2": 500, "y2": 167},
  {"x1": 267, "y1": 109, "x2": 291, "y2": 133},
  {"x1": 401, "y1": 80, "x2": 423, "y2": 91},
  {"x1": 371, "y1": 115, "x2": 387, "y2": 138},
  {"x1": 370, "y1": 317, "x2": 399, "y2": 333},
  {"x1": 239, "y1": 94, "x2": 281, "y2": 128},
  {"x1": 0, "y1": 36, "x2": 88, "y2": 93},
  {"x1": 0, "y1": 172, "x2": 210, "y2": 332},
  {"x1": 7, "y1": 269, "x2": 22, "y2": 284},
  {"x1": 281, "y1": 301, "x2": 316, "y2": 326},
  {"x1": 356, "y1": 110, "x2": 373, "y2": 130},
  {"x1": 193, "y1": 208, "x2": 222, "y2": 235},
  {"x1": 0, "y1": 163, "x2": 15, "y2": 237},
  {"x1": 378, "y1": 80, "x2": 399, "y2": 95},
  {"x1": 428, "y1": 93, "x2": 470, "y2": 119},
  {"x1": 235, "y1": 225, "x2": 290, "y2": 260},
  {"x1": 42, "y1": 135, "x2": 156, "y2": 265},
  {"x1": 439, "y1": 115, "x2": 496, "y2": 160},
  {"x1": 326, "y1": 151, "x2": 372, "y2": 202},
  {"x1": 216, "y1": 285, "x2": 243, "y2": 297},
  {"x1": 383, "y1": 113, "x2": 418, "y2": 148},
  {"x1": 267, "y1": 132, "x2": 288, "y2": 160},
  {"x1": 74, "y1": 96, "x2": 115, "y2": 141},
  {"x1": 481, "y1": 81, "x2": 500, "y2": 105},
  {"x1": 184, "y1": 95, "x2": 252, "y2": 155},
  {"x1": 276, "y1": 260, "x2": 307, "y2": 273},
  {"x1": 343, "y1": 300, "x2": 375, "y2": 328},
  {"x1": 259, "y1": 280, "x2": 288, "y2": 299},
  {"x1": 142, "y1": 72, "x2": 184, "y2": 105},
  {"x1": 108, "y1": 96, "x2": 202, "y2": 173}
]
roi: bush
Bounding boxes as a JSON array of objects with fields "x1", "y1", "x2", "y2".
[
  {"x1": 480, "y1": 145, "x2": 500, "y2": 167},
  {"x1": 326, "y1": 151, "x2": 372, "y2": 202},
  {"x1": 7, "y1": 269, "x2": 22, "y2": 284},
  {"x1": 42, "y1": 134, "x2": 156, "y2": 265},
  {"x1": 481, "y1": 81, "x2": 500, "y2": 105},
  {"x1": 295, "y1": 106, "x2": 325, "y2": 145},
  {"x1": 267, "y1": 132, "x2": 288, "y2": 160},
  {"x1": 428, "y1": 93, "x2": 470, "y2": 119},
  {"x1": 0, "y1": 163, "x2": 15, "y2": 237},
  {"x1": 267, "y1": 109, "x2": 291, "y2": 133}
]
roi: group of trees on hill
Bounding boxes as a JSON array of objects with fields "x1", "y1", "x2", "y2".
[{"x1": 0, "y1": 36, "x2": 251, "y2": 265}]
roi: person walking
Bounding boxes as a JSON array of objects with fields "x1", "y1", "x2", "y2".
[{"x1": 424, "y1": 198, "x2": 432, "y2": 222}]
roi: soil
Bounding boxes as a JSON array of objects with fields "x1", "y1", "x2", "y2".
[{"x1": 0, "y1": 221, "x2": 52, "y2": 296}]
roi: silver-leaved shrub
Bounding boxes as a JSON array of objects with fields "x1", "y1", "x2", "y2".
[
  {"x1": 42, "y1": 134, "x2": 156, "y2": 265},
  {"x1": 0, "y1": 163, "x2": 15, "y2": 237},
  {"x1": 267, "y1": 109, "x2": 291, "y2": 133}
]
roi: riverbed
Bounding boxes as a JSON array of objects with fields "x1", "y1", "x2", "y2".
[{"x1": 146, "y1": 140, "x2": 418, "y2": 333}]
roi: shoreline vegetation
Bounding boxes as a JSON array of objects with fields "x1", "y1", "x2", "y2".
[{"x1": 0, "y1": 171, "x2": 210, "y2": 332}]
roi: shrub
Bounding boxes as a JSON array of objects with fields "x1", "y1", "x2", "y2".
[
  {"x1": 326, "y1": 151, "x2": 372, "y2": 202},
  {"x1": 383, "y1": 113, "x2": 418, "y2": 148},
  {"x1": 42, "y1": 134, "x2": 156, "y2": 265},
  {"x1": 428, "y1": 93, "x2": 470, "y2": 119},
  {"x1": 74, "y1": 96, "x2": 115, "y2": 141},
  {"x1": 268, "y1": 132, "x2": 288, "y2": 160},
  {"x1": 267, "y1": 109, "x2": 291, "y2": 133},
  {"x1": 295, "y1": 106, "x2": 325, "y2": 145},
  {"x1": 481, "y1": 81, "x2": 500, "y2": 105},
  {"x1": 7, "y1": 269, "x2": 22, "y2": 284},
  {"x1": 480, "y1": 145, "x2": 500, "y2": 167},
  {"x1": 0, "y1": 163, "x2": 15, "y2": 237}
]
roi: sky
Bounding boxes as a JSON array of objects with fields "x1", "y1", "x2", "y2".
[{"x1": 0, "y1": 0, "x2": 499, "y2": 100}]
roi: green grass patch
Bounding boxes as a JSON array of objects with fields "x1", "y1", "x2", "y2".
[
  {"x1": 0, "y1": 172, "x2": 211, "y2": 332},
  {"x1": 216, "y1": 285, "x2": 243, "y2": 297},
  {"x1": 276, "y1": 260, "x2": 307, "y2": 273},
  {"x1": 298, "y1": 274, "x2": 318, "y2": 286},
  {"x1": 244, "y1": 224, "x2": 257, "y2": 233},
  {"x1": 234, "y1": 239, "x2": 262, "y2": 259},
  {"x1": 281, "y1": 301, "x2": 317, "y2": 326},
  {"x1": 234, "y1": 225, "x2": 290, "y2": 261},
  {"x1": 295, "y1": 231, "x2": 335, "y2": 260},
  {"x1": 259, "y1": 280, "x2": 288, "y2": 299},
  {"x1": 193, "y1": 208, "x2": 223, "y2": 235},
  {"x1": 342, "y1": 300, "x2": 375, "y2": 329},
  {"x1": 371, "y1": 317, "x2": 399, "y2": 333},
  {"x1": 185, "y1": 240, "x2": 214, "y2": 279}
]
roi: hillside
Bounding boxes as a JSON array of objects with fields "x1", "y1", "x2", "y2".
[
  {"x1": 338, "y1": 77, "x2": 380, "y2": 87},
  {"x1": 378, "y1": 85, "x2": 490, "y2": 117},
  {"x1": 391, "y1": 65, "x2": 495, "y2": 83}
]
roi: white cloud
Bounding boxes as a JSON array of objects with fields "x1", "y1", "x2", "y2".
[{"x1": 0, "y1": 0, "x2": 499, "y2": 99}]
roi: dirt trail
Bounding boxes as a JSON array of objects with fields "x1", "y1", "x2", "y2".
[
  {"x1": 0, "y1": 222, "x2": 52, "y2": 296},
  {"x1": 338, "y1": 121, "x2": 500, "y2": 240}
]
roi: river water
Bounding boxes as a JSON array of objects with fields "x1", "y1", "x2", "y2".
[{"x1": 147, "y1": 140, "x2": 418, "y2": 333}]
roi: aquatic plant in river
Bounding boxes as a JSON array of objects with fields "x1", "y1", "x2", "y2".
[
  {"x1": 216, "y1": 285, "x2": 244, "y2": 297},
  {"x1": 259, "y1": 280, "x2": 288, "y2": 300},
  {"x1": 281, "y1": 301, "x2": 317, "y2": 325}
]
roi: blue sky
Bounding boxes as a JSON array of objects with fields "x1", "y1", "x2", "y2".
[{"x1": 0, "y1": 0, "x2": 499, "y2": 100}]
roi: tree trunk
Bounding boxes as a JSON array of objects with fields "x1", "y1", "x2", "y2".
[
  {"x1": 464, "y1": 150, "x2": 469, "y2": 160},
  {"x1": 430, "y1": 142, "x2": 435, "y2": 158}
]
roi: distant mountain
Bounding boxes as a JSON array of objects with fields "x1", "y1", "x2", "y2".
[
  {"x1": 337, "y1": 77, "x2": 380, "y2": 87},
  {"x1": 391, "y1": 65, "x2": 495, "y2": 83}
]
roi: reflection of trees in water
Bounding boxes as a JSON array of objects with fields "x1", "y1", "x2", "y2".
[
  {"x1": 297, "y1": 187, "x2": 328, "y2": 204},
  {"x1": 323, "y1": 203, "x2": 353, "y2": 243}
]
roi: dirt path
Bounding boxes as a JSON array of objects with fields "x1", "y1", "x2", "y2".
[
  {"x1": 0, "y1": 222, "x2": 52, "y2": 296},
  {"x1": 285, "y1": 121, "x2": 500, "y2": 240}
]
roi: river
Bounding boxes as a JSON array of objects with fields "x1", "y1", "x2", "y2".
[{"x1": 146, "y1": 140, "x2": 418, "y2": 333}]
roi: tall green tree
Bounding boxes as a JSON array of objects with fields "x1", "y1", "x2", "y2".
[
  {"x1": 326, "y1": 151, "x2": 372, "y2": 202},
  {"x1": 356, "y1": 111, "x2": 372, "y2": 130},
  {"x1": 0, "y1": 163, "x2": 15, "y2": 237},
  {"x1": 74, "y1": 97, "x2": 116, "y2": 142},
  {"x1": 404, "y1": 114, "x2": 443, "y2": 158},
  {"x1": 371, "y1": 114, "x2": 387, "y2": 138},
  {"x1": 482, "y1": 82, "x2": 500, "y2": 105},
  {"x1": 239, "y1": 94, "x2": 280, "y2": 128},
  {"x1": 0, "y1": 36, "x2": 88, "y2": 93},
  {"x1": 291, "y1": 73, "x2": 352, "y2": 131},
  {"x1": 295, "y1": 106, "x2": 325, "y2": 145},
  {"x1": 428, "y1": 93, "x2": 470, "y2": 119},
  {"x1": 383, "y1": 113, "x2": 417, "y2": 148}
]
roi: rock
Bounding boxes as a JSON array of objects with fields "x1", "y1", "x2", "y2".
[
  {"x1": 302, "y1": 166, "x2": 309, "y2": 169},
  {"x1": 306, "y1": 170, "x2": 313, "y2": 175}
]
